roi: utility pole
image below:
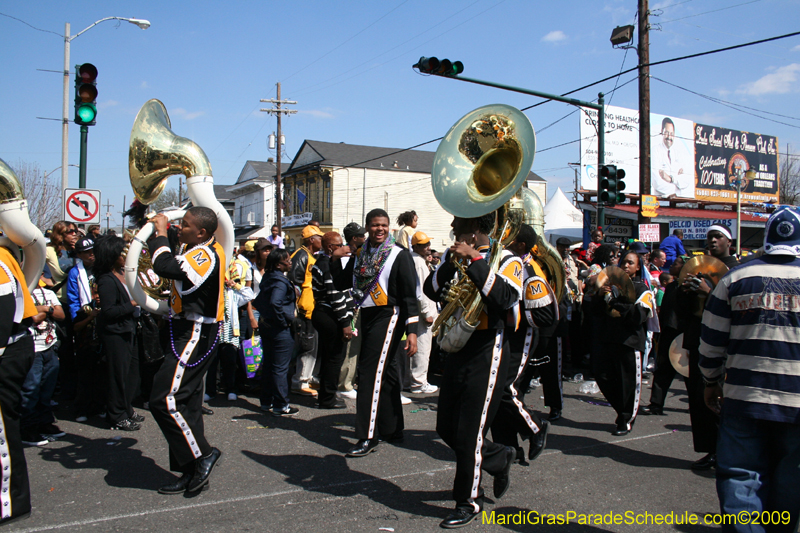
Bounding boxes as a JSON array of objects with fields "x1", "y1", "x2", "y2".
[
  {"x1": 104, "y1": 198, "x2": 113, "y2": 233},
  {"x1": 121, "y1": 194, "x2": 126, "y2": 232},
  {"x1": 260, "y1": 83, "x2": 297, "y2": 234},
  {"x1": 638, "y1": 0, "x2": 651, "y2": 223}
]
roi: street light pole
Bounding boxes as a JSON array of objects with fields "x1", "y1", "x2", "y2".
[{"x1": 61, "y1": 17, "x2": 150, "y2": 192}]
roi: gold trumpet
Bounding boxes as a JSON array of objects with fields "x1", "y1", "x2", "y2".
[{"x1": 429, "y1": 104, "x2": 535, "y2": 352}]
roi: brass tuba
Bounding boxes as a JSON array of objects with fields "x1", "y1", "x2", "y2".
[
  {"x1": 520, "y1": 187, "x2": 566, "y2": 304},
  {"x1": 0, "y1": 158, "x2": 46, "y2": 292},
  {"x1": 430, "y1": 104, "x2": 534, "y2": 352},
  {"x1": 125, "y1": 99, "x2": 234, "y2": 314}
]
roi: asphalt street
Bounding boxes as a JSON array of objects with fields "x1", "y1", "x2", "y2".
[{"x1": 12, "y1": 379, "x2": 719, "y2": 533}]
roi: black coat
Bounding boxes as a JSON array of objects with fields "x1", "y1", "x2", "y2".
[{"x1": 97, "y1": 272, "x2": 138, "y2": 335}]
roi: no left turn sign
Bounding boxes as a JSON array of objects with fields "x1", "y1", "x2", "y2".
[{"x1": 64, "y1": 188, "x2": 101, "y2": 225}]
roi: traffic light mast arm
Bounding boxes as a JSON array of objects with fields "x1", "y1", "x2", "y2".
[{"x1": 416, "y1": 66, "x2": 606, "y2": 236}]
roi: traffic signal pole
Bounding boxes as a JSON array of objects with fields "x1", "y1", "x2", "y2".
[
  {"x1": 79, "y1": 126, "x2": 88, "y2": 189},
  {"x1": 415, "y1": 66, "x2": 606, "y2": 237}
]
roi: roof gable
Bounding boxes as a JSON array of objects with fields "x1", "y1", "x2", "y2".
[
  {"x1": 287, "y1": 140, "x2": 435, "y2": 174},
  {"x1": 235, "y1": 160, "x2": 278, "y2": 184}
]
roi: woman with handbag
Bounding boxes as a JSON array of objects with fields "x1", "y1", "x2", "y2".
[
  {"x1": 94, "y1": 236, "x2": 143, "y2": 431},
  {"x1": 254, "y1": 249, "x2": 299, "y2": 416}
]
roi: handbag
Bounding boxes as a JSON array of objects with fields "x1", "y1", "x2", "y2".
[
  {"x1": 137, "y1": 312, "x2": 165, "y2": 364},
  {"x1": 240, "y1": 335, "x2": 263, "y2": 379}
]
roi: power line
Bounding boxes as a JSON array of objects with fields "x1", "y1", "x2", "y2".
[
  {"x1": 0, "y1": 12, "x2": 62, "y2": 37},
  {"x1": 660, "y1": 0, "x2": 762, "y2": 24},
  {"x1": 651, "y1": 76, "x2": 800, "y2": 129},
  {"x1": 281, "y1": 0, "x2": 411, "y2": 84},
  {"x1": 325, "y1": 31, "x2": 800, "y2": 171}
]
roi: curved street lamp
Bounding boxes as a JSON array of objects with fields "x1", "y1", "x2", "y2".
[{"x1": 61, "y1": 17, "x2": 151, "y2": 192}]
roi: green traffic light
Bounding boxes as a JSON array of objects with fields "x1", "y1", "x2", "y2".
[{"x1": 77, "y1": 103, "x2": 97, "y2": 123}]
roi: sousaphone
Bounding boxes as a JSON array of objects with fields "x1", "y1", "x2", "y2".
[
  {"x1": 520, "y1": 187, "x2": 566, "y2": 304},
  {"x1": 125, "y1": 99, "x2": 234, "y2": 314},
  {"x1": 0, "y1": 158, "x2": 46, "y2": 292},
  {"x1": 430, "y1": 104, "x2": 533, "y2": 352}
]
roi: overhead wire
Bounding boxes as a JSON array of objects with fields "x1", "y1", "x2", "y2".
[
  {"x1": 650, "y1": 76, "x2": 800, "y2": 129},
  {"x1": 281, "y1": 0, "x2": 412, "y2": 84},
  {"x1": 659, "y1": 0, "x2": 762, "y2": 24},
  {"x1": 291, "y1": 0, "x2": 507, "y2": 98}
]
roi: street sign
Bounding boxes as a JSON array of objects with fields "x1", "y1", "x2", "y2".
[
  {"x1": 64, "y1": 188, "x2": 101, "y2": 224},
  {"x1": 639, "y1": 223, "x2": 661, "y2": 243}
]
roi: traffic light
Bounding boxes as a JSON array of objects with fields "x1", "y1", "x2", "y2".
[
  {"x1": 413, "y1": 56, "x2": 464, "y2": 77},
  {"x1": 598, "y1": 165, "x2": 626, "y2": 206},
  {"x1": 74, "y1": 63, "x2": 98, "y2": 126}
]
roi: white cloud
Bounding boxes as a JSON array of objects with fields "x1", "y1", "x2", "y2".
[
  {"x1": 302, "y1": 109, "x2": 335, "y2": 119},
  {"x1": 793, "y1": 44, "x2": 800, "y2": 52},
  {"x1": 541, "y1": 30, "x2": 567, "y2": 43},
  {"x1": 98, "y1": 100, "x2": 119, "y2": 109},
  {"x1": 171, "y1": 108, "x2": 205, "y2": 120},
  {"x1": 737, "y1": 63, "x2": 800, "y2": 96},
  {"x1": 140, "y1": 81, "x2": 149, "y2": 89}
]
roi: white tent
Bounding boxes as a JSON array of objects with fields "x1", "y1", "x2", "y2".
[{"x1": 544, "y1": 188, "x2": 584, "y2": 244}]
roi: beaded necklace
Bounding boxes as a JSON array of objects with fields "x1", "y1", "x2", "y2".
[
  {"x1": 353, "y1": 235, "x2": 395, "y2": 307},
  {"x1": 167, "y1": 315, "x2": 220, "y2": 368}
]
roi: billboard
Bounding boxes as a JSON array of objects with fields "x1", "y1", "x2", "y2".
[
  {"x1": 693, "y1": 124, "x2": 779, "y2": 203},
  {"x1": 579, "y1": 105, "x2": 779, "y2": 205}
]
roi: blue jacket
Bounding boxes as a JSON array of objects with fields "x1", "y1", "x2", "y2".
[
  {"x1": 254, "y1": 271, "x2": 296, "y2": 330},
  {"x1": 658, "y1": 234, "x2": 686, "y2": 262}
]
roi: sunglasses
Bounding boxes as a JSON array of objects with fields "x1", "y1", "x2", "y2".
[{"x1": 65, "y1": 229, "x2": 78, "y2": 235}]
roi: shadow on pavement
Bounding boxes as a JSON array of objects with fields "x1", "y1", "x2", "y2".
[
  {"x1": 242, "y1": 451, "x2": 450, "y2": 519},
  {"x1": 37, "y1": 433, "x2": 169, "y2": 491}
]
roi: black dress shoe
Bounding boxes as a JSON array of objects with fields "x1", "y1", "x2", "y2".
[
  {"x1": 493, "y1": 446, "x2": 515, "y2": 499},
  {"x1": 529, "y1": 420, "x2": 550, "y2": 461},
  {"x1": 187, "y1": 448, "x2": 222, "y2": 492},
  {"x1": 158, "y1": 473, "x2": 192, "y2": 494},
  {"x1": 612, "y1": 423, "x2": 630, "y2": 436},
  {"x1": 346, "y1": 439, "x2": 379, "y2": 457},
  {"x1": 317, "y1": 400, "x2": 346, "y2": 409},
  {"x1": 640, "y1": 405, "x2": 664, "y2": 416},
  {"x1": 548, "y1": 409, "x2": 562, "y2": 422},
  {"x1": 201, "y1": 405, "x2": 214, "y2": 416},
  {"x1": 440, "y1": 507, "x2": 480, "y2": 529},
  {"x1": 691, "y1": 453, "x2": 716, "y2": 471}
]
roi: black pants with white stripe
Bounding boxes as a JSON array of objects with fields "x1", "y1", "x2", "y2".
[
  {"x1": 491, "y1": 327, "x2": 543, "y2": 450},
  {"x1": 539, "y1": 335, "x2": 563, "y2": 411},
  {"x1": 595, "y1": 344, "x2": 641, "y2": 431},
  {"x1": 437, "y1": 329, "x2": 510, "y2": 510},
  {"x1": 0, "y1": 337, "x2": 34, "y2": 521},
  {"x1": 150, "y1": 320, "x2": 218, "y2": 473},
  {"x1": 355, "y1": 306, "x2": 406, "y2": 441}
]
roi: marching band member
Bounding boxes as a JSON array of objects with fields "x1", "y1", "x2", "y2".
[
  {"x1": 0, "y1": 245, "x2": 40, "y2": 524},
  {"x1": 491, "y1": 224, "x2": 556, "y2": 464},
  {"x1": 332, "y1": 209, "x2": 418, "y2": 457},
  {"x1": 591, "y1": 250, "x2": 655, "y2": 436},
  {"x1": 423, "y1": 212, "x2": 523, "y2": 529},
  {"x1": 148, "y1": 207, "x2": 224, "y2": 495}
]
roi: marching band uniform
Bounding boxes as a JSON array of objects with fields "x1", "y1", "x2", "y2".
[
  {"x1": 591, "y1": 279, "x2": 655, "y2": 435},
  {"x1": 333, "y1": 237, "x2": 419, "y2": 453},
  {"x1": 0, "y1": 247, "x2": 37, "y2": 523},
  {"x1": 148, "y1": 235, "x2": 224, "y2": 491},
  {"x1": 424, "y1": 244, "x2": 523, "y2": 519},
  {"x1": 491, "y1": 259, "x2": 557, "y2": 462}
]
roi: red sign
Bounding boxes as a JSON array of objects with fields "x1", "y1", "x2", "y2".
[{"x1": 64, "y1": 189, "x2": 101, "y2": 224}]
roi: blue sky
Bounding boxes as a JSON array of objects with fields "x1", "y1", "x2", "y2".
[{"x1": 2, "y1": 0, "x2": 799, "y2": 227}]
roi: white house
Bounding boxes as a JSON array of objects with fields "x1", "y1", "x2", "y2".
[{"x1": 226, "y1": 160, "x2": 278, "y2": 241}]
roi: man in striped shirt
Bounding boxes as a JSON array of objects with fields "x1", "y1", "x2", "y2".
[{"x1": 700, "y1": 207, "x2": 800, "y2": 532}]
